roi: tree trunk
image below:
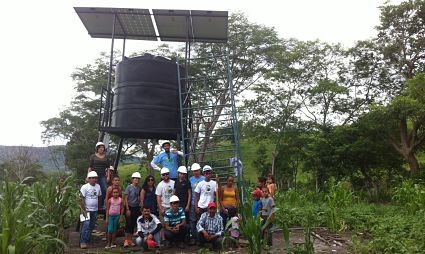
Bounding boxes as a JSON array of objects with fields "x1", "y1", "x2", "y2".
[
  {"x1": 407, "y1": 152, "x2": 420, "y2": 174},
  {"x1": 271, "y1": 147, "x2": 278, "y2": 176}
]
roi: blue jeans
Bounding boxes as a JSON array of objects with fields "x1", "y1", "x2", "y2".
[
  {"x1": 80, "y1": 211, "x2": 97, "y2": 244},
  {"x1": 189, "y1": 205, "x2": 198, "y2": 240},
  {"x1": 98, "y1": 176, "x2": 107, "y2": 210}
]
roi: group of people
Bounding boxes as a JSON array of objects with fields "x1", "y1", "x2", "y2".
[{"x1": 78, "y1": 140, "x2": 275, "y2": 252}]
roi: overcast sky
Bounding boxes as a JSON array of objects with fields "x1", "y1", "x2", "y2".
[{"x1": 0, "y1": 0, "x2": 400, "y2": 147}]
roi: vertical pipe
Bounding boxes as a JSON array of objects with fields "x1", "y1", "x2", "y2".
[
  {"x1": 114, "y1": 138, "x2": 124, "y2": 174},
  {"x1": 177, "y1": 59, "x2": 186, "y2": 167},
  {"x1": 122, "y1": 37, "x2": 126, "y2": 58},
  {"x1": 99, "y1": 13, "x2": 117, "y2": 142}
]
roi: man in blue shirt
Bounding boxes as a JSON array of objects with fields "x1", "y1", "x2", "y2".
[{"x1": 151, "y1": 140, "x2": 184, "y2": 181}]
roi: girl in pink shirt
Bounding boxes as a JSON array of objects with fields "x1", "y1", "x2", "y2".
[{"x1": 105, "y1": 188, "x2": 124, "y2": 248}]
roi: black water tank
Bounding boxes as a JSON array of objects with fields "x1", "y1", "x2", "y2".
[{"x1": 111, "y1": 54, "x2": 183, "y2": 139}]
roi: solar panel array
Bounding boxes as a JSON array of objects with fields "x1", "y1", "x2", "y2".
[{"x1": 74, "y1": 7, "x2": 228, "y2": 43}]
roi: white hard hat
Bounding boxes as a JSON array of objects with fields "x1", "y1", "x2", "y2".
[
  {"x1": 108, "y1": 166, "x2": 114, "y2": 170},
  {"x1": 202, "y1": 165, "x2": 212, "y2": 172},
  {"x1": 191, "y1": 163, "x2": 201, "y2": 171},
  {"x1": 87, "y1": 171, "x2": 98, "y2": 178},
  {"x1": 161, "y1": 140, "x2": 171, "y2": 147},
  {"x1": 169, "y1": 195, "x2": 180, "y2": 203},
  {"x1": 95, "y1": 142, "x2": 105, "y2": 150},
  {"x1": 131, "y1": 172, "x2": 141, "y2": 178},
  {"x1": 177, "y1": 166, "x2": 187, "y2": 174},
  {"x1": 160, "y1": 167, "x2": 170, "y2": 175}
]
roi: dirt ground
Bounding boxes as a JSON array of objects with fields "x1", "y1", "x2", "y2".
[{"x1": 65, "y1": 218, "x2": 352, "y2": 253}]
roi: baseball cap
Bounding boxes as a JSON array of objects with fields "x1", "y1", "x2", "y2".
[
  {"x1": 251, "y1": 189, "x2": 262, "y2": 197},
  {"x1": 207, "y1": 202, "x2": 217, "y2": 209}
]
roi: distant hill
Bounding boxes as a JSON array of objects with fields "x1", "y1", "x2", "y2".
[{"x1": 0, "y1": 145, "x2": 66, "y2": 172}]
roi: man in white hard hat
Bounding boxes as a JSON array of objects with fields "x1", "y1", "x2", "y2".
[
  {"x1": 188, "y1": 163, "x2": 205, "y2": 245},
  {"x1": 163, "y1": 195, "x2": 190, "y2": 248},
  {"x1": 173, "y1": 166, "x2": 191, "y2": 220},
  {"x1": 194, "y1": 165, "x2": 217, "y2": 217},
  {"x1": 150, "y1": 140, "x2": 184, "y2": 181},
  {"x1": 155, "y1": 167, "x2": 175, "y2": 244},
  {"x1": 79, "y1": 171, "x2": 101, "y2": 249}
]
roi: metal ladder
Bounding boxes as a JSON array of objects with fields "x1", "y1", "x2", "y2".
[{"x1": 177, "y1": 51, "x2": 244, "y2": 199}]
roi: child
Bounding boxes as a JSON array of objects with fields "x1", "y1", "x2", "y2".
[
  {"x1": 228, "y1": 207, "x2": 241, "y2": 250},
  {"x1": 136, "y1": 205, "x2": 162, "y2": 254},
  {"x1": 261, "y1": 187, "x2": 275, "y2": 247},
  {"x1": 79, "y1": 171, "x2": 102, "y2": 249},
  {"x1": 251, "y1": 189, "x2": 262, "y2": 217},
  {"x1": 266, "y1": 176, "x2": 276, "y2": 198},
  {"x1": 105, "y1": 176, "x2": 122, "y2": 204},
  {"x1": 123, "y1": 172, "x2": 142, "y2": 247},
  {"x1": 105, "y1": 187, "x2": 124, "y2": 248}
]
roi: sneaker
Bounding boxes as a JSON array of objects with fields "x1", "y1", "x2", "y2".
[
  {"x1": 162, "y1": 239, "x2": 169, "y2": 248},
  {"x1": 188, "y1": 238, "x2": 196, "y2": 246},
  {"x1": 177, "y1": 242, "x2": 185, "y2": 249},
  {"x1": 105, "y1": 245, "x2": 111, "y2": 249},
  {"x1": 111, "y1": 244, "x2": 117, "y2": 248},
  {"x1": 124, "y1": 240, "x2": 129, "y2": 247},
  {"x1": 80, "y1": 243, "x2": 88, "y2": 249},
  {"x1": 129, "y1": 241, "x2": 136, "y2": 247}
]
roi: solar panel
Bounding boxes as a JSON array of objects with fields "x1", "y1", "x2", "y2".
[
  {"x1": 75, "y1": 7, "x2": 157, "y2": 40},
  {"x1": 74, "y1": 7, "x2": 228, "y2": 42}
]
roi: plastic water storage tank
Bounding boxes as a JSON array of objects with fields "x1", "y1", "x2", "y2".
[{"x1": 111, "y1": 54, "x2": 183, "y2": 139}]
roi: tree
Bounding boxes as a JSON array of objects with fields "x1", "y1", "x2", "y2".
[
  {"x1": 186, "y1": 12, "x2": 281, "y2": 163},
  {"x1": 41, "y1": 53, "x2": 110, "y2": 179},
  {"x1": 372, "y1": 74, "x2": 425, "y2": 174},
  {"x1": 0, "y1": 146, "x2": 44, "y2": 182},
  {"x1": 251, "y1": 143, "x2": 272, "y2": 177},
  {"x1": 367, "y1": 0, "x2": 425, "y2": 173}
]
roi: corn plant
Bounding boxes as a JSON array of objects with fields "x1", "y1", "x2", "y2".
[
  {"x1": 238, "y1": 197, "x2": 265, "y2": 254},
  {"x1": 325, "y1": 180, "x2": 353, "y2": 231},
  {"x1": 393, "y1": 180, "x2": 425, "y2": 214},
  {"x1": 302, "y1": 208, "x2": 315, "y2": 254},
  {"x1": 0, "y1": 170, "x2": 66, "y2": 254},
  {"x1": 30, "y1": 176, "x2": 78, "y2": 253}
]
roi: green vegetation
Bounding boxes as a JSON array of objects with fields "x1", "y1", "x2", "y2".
[
  {"x1": 0, "y1": 171, "x2": 78, "y2": 253},
  {"x1": 271, "y1": 180, "x2": 425, "y2": 253}
]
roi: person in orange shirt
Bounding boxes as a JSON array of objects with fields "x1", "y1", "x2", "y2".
[
  {"x1": 267, "y1": 176, "x2": 276, "y2": 198},
  {"x1": 218, "y1": 175, "x2": 239, "y2": 228}
]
